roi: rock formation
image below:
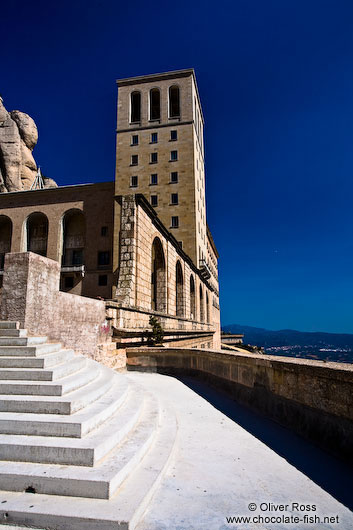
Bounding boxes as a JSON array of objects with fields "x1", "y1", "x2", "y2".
[{"x1": 0, "y1": 97, "x2": 57, "y2": 191}]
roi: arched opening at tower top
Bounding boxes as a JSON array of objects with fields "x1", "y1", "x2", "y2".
[{"x1": 26, "y1": 212, "x2": 48, "y2": 257}]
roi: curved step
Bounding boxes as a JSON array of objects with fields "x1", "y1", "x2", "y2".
[
  {"x1": 0, "y1": 359, "x2": 97, "y2": 396},
  {"x1": 0, "y1": 349, "x2": 75, "y2": 369},
  {"x1": 0, "y1": 400, "x2": 178, "y2": 529},
  {"x1": 0, "y1": 343, "x2": 62, "y2": 357},
  {"x1": 0, "y1": 355, "x2": 86, "y2": 381},
  {"x1": 0, "y1": 362, "x2": 113, "y2": 415},
  {"x1": 0, "y1": 374, "x2": 129, "y2": 437},
  {"x1": 0, "y1": 377, "x2": 143, "y2": 467},
  {"x1": 0, "y1": 387, "x2": 158, "y2": 498}
]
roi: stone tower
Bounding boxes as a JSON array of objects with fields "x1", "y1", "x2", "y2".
[{"x1": 115, "y1": 69, "x2": 208, "y2": 268}]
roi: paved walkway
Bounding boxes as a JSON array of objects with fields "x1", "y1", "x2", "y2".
[{"x1": 129, "y1": 372, "x2": 353, "y2": 530}]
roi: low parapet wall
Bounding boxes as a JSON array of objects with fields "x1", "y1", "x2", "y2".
[
  {"x1": 0, "y1": 252, "x2": 111, "y2": 358},
  {"x1": 127, "y1": 347, "x2": 353, "y2": 463}
]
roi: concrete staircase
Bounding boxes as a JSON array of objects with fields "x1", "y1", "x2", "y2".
[{"x1": 0, "y1": 322, "x2": 177, "y2": 529}]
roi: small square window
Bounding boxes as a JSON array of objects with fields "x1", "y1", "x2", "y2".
[
  {"x1": 170, "y1": 130, "x2": 177, "y2": 141},
  {"x1": 171, "y1": 193, "x2": 178, "y2": 205},
  {"x1": 98, "y1": 251, "x2": 110, "y2": 267},
  {"x1": 131, "y1": 154, "x2": 138, "y2": 166},
  {"x1": 131, "y1": 135, "x2": 139, "y2": 146},
  {"x1": 150, "y1": 152, "x2": 158, "y2": 164},
  {"x1": 101, "y1": 226, "x2": 108, "y2": 237},
  {"x1": 130, "y1": 175, "x2": 138, "y2": 187},
  {"x1": 151, "y1": 132, "x2": 158, "y2": 143},
  {"x1": 64, "y1": 276, "x2": 74, "y2": 289},
  {"x1": 151, "y1": 195, "x2": 158, "y2": 207},
  {"x1": 98, "y1": 274, "x2": 108, "y2": 286},
  {"x1": 170, "y1": 171, "x2": 178, "y2": 183},
  {"x1": 150, "y1": 173, "x2": 158, "y2": 185},
  {"x1": 170, "y1": 150, "x2": 178, "y2": 161},
  {"x1": 171, "y1": 216, "x2": 179, "y2": 228}
]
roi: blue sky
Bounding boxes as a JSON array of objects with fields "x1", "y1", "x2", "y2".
[{"x1": 2, "y1": 0, "x2": 353, "y2": 333}]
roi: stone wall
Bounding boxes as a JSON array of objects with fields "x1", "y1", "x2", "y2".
[
  {"x1": 0, "y1": 252, "x2": 111, "y2": 359},
  {"x1": 126, "y1": 347, "x2": 353, "y2": 463}
]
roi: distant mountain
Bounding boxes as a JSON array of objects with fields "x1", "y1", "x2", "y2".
[{"x1": 222, "y1": 324, "x2": 353, "y2": 363}]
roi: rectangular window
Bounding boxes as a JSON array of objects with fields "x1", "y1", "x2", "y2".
[
  {"x1": 150, "y1": 152, "x2": 158, "y2": 164},
  {"x1": 149, "y1": 174, "x2": 157, "y2": 186},
  {"x1": 151, "y1": 195, "x2": 158, "y2": 207},
  {"x1": 170, "y1": 171, "x2": 178, "y2": 183},
  {"x1": 171, "y1": 216, "x2": 179, "y2": 228},
  {"x1": 131, "y1": 154, "x2": 138, "y2": 166},
  {"x1": 170, "y1": 130, "x2": 177, "y2": 141},
  {"x1": 171, "y1": 193, "x2": 178, "y2": 205},
  {"x1": 151, "y1": 132, "x2": 158, "y2": 143},
  {"x1": 98, "y1": 251, "x2": 110, "y2": 267},
  {"x1": 72, "y1": 250, "x2": 83, "y2": 265},
  {"x1": 170, "y1": 150, "x2": 178, "y2": 161},
  {"x1": 101, "y1": 226, "x2": 108, "y2": 237},
  {"x1": 130, "y1": 175, "x2": 138, "y2": 187},
  {"x1": 98, "y1": 274, "x2": 107, "y2": 286},
  {"x1": 131, "y1": 135, "x2": 138, "y2": 146},
  {"x1": 178, "y1": 241, "x2": 183, "y2": 249}
]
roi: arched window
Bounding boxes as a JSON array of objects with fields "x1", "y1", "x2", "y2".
[
  {"x1": 150, "y1": 88, "x2": 160, "y2": 120},
  {"x1": 190, "y1": 275, "x2": 195, "y2": 320},
  {"x1": 131, "y1": 91, "x2": 141, "y2": 123},
  {"x1": 26, "y1": 212, "x2": 48, "y2": 257},
  {"x1": 176, "y1": 261, "x2": 184, "y2": 317},
  {"x1": 169, "y1": 85, "x2": 180, "y2": 118},
  {"x1": 62, "y1": 210, "x2": 85, "y2": 267},
  {"x1": 0, "y1": 216, "x2": 12, "y2": 270},
  {"x1": 151, "y1": 237, "x2": 167, "y2": 312},
  {"x1": 199, "y1": 284, "x2": 205, "y2": 322},
  {"x1": 206, "y1": 292, "x2": 210, "y2": 323}
]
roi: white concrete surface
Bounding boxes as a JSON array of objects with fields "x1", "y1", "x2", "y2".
[{"x1": 128, "y1": 372, "x2": 353, "y2": 530}]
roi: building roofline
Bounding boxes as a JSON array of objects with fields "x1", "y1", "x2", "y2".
[
  {"x1": 0, "y1": 181, "x2": 114, "y2": 199},
  {"x1": 116, "y1": 69, "x2": 195, "y2": 86}
]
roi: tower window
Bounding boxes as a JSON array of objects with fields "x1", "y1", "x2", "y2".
[
  {"x1": 150, "y1": 173, "x2": 158, "y2": 185},
  {"x1": 169, "y1": 86, "x2": 180, "y2": 118},
  {"x1": 101, "y1": 226, "x2": 108, "y2": 237},
  {"x1": 130, "y1": 175, "x2": 138, "y2": 187},
  {"x1": 171, "y1": 193, "x2": 178, "y2": 205},
  {"x1": 170, "y1": 172, "x2": 178, "y2": 183},
  {"x1": 98, "y1": 274, "x2": 108, "y2": 286},
  {"x1": 130, "y1": 91, "x2": 141, "y2": 123},
  {"x1": 150, "y1": 88, "x2": 160, "y2": 120},
  {"x1": 151, "y1": 132, "x2": 158, "y2": 143},
  {"x1": 151, "y1": 195, "x2": 158, "y2": 207},
  {"x1": 98, "y1": 251, "x2": 110, "y2": 267},
  {"x1": 131, "y1": 135, "x2": 139, "y2": 146},
  {"x1": 131, "y1": 154, "x2": 138, "y2": 166},
  {"x1": 170, "y1": 150, "x2": 178, "y2": 161},
  {"x1": 170, "y1": 130, "x2": 177, "y2": 141},
  {"x1": 150, "y1": 152, "x2": 158, "y2": 164},
  {"x1": 171, "y1": 216, "x2": 179, "y2": 228}
]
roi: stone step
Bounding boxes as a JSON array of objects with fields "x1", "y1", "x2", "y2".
[
  {"x1": 0, "y1": 361, "x2": 97, "y2": 396},
  {"x1": 0, "y1": 374, "x2": 129, "y2": 438},
  {"x1": 0, "y1": 322, "x2": 19, "y2": 329},
  {"x1": 0, "y1": 356, "x2": 86, "y2": 381},
  {"x1": 0, "y1": 388, "x2": 157, "y2": 498},
  {"x1": 0, "y1": 337, "x2": 47, "y2": 347},
  {"x1": 0, "y1": 343, "x2": 62, "y2": 357},
  {"x1": 0, "y1": 349, "x2": 74, "y2": 369},
  {"x1": 0, "y1": 378, "x2": 144, "y2": 467},
  {"x1": 0, "y1": 402, "x2": 177, "y2": 529},
  {"x1": 0, "y1": 363, "x2": 113, "y2": 415},
  {"x1": 0, "y1": 329, "x2": 27, "y2": 338}
]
